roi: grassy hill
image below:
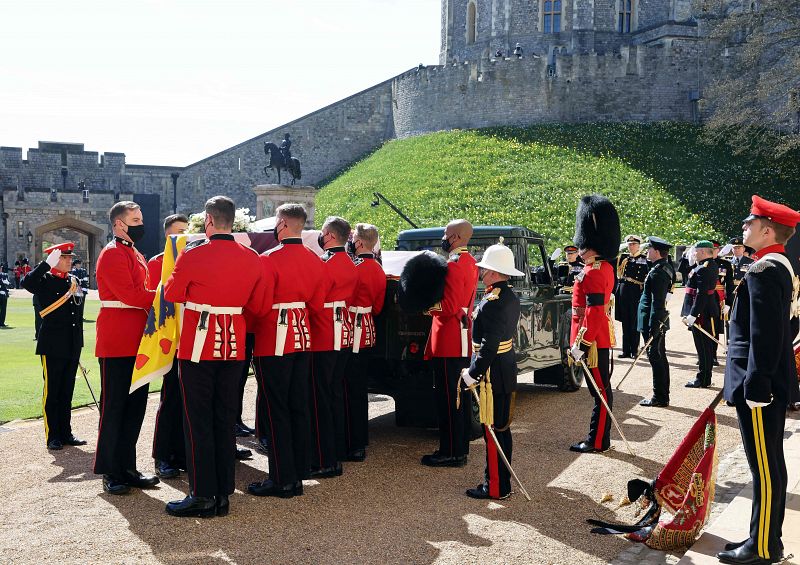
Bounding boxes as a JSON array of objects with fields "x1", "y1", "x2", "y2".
[{"x1": 316, "y1": 123, "x2": 800, "y2": 248}]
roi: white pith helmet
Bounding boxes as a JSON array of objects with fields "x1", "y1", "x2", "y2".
[{"x1": 475, "y1": 237, "x2": 524, "y2": 277}]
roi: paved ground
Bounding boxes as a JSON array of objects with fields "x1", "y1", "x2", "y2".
[{"x1": 0, "y1": 289, "x2": 796, "y2": 564}]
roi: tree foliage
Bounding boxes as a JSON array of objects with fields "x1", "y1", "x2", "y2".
[{"x1": 699, "y1": 0, "x2": 800, "y2": 157}]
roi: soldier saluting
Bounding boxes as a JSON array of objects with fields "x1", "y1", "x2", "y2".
[
  {"x1": 636, "y1": 237, "x2": 676, "y2": 407},
  {"x1": 615, "y1": 235, "x2": 649, "y2": 358},
  {"x1": 460, "y1": 241, "x2": 522, "y2": 500},
  {"x1": 681, "y1": 241, "x2": 719, "y2": 389},
  {"x1": 22, "y1": 242, "x2": 87, "y2": 450},
  {"x1": 716, "y1": 195, "x2": 800, "y2": 565}
]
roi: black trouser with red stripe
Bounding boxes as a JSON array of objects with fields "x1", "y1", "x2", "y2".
[
  {"x1": 254, "y1": 353, "x2": 310, "y2": 487},
  {"x1": 644, "y1": 329, "x2": 670, "y2": 403},
  {"x1": 177, "y1": 359, "x2": 242, "y2": 498},
  {"x1": 483, "y1": 388, "x2": 513, "y2": 498},
  {"x1": 94, "y1": 357, "x2": 149, "y2": 477},
  {"x1": 344, "y1": 351, "x2": 370, "y2": 455},
  {"x1": 151, "y1": 361, "x2": 185, "y2": 467},
  {"x1": 40, "y1": 355, "x2": 79, "y2": 444},
  {"x1": 585, "y1": 348, "x2": 612, "y2": 451},
  {"x1": 433, "y1": 357, "x2": 472, "y2": 458},
  {"x1": 735, "y1": 400, "x2": 788, "y2": 561},
  {"x1": 310, "y1": 351, "x2": 337, "y2": 469}
]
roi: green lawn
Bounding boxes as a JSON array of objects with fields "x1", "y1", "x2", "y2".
[
  {"x1": 0, "y1": 297, "x2": 159, "y2": 424},
  {"x1": 316, "y1": 123, "x2": 800, "y2": 247}
]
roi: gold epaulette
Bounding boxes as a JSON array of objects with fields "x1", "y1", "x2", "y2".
[
  {"x1": 593, "y1": 261, "x2": 602, "y2": 270},
  {"x1": 486, "y1": 288, "x2": 501, "y2": 301}
]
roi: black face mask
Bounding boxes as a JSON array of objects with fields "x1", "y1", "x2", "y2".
[
  {"x1": 273, "y1": 221, "x2": 283, "y2": 241},
  {"x1": 441, "y1": 238, "x2": 452, "y2": 252},
  {"x1": 346, "y1": 241, "x2": 357, "y2": 255},
  {"x1": 124, "y1": 222, "x2": 145, "y2": 243},
  {"x1": 318, "y1": 233, "x2": 330, "y2": 249}
]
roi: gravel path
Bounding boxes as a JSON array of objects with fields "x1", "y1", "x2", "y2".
[{"x1": 0, "y1": 289, "x2": 773, "y2": 565}]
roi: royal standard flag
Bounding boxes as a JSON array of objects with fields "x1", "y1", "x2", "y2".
[{"x1": 129, "y1": 231, "x2": 310, "y2": 392}]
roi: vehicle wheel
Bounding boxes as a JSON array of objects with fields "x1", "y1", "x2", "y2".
[{"x1": 558, "y1": 311, "x2": 583, "y2": 392}]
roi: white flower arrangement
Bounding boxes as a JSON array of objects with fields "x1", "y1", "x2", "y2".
[{"x1": 187, "y1": 207, "x2": 255, "y2": 234}]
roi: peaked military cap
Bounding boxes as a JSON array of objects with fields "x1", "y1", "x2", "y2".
[{"x1": 646, "y1": 236, "x2": 672, "y2": 252}]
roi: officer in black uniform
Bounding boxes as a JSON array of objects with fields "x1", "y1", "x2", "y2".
[
  {"x1": 636, "y1": 237, "x2": 676, "y2": 407},
  {"x1": 70, "y1": 258, "x2": 90, "y2": 291},
  {"x1": 681, "y1": 241, "x2": 720, "y2": 388},
  {"x1": 711, "y1": 241, "x2": 734, "y2": 365},
  {"x1": 717, "y1": 195, "x2": 800, "y2": 565},
  {"x1": 0, "y1": 265, "x2": 10, "y2": 327},
  {"x1": 615, "y1": 235, "x2": 650, "y2": 358},
  {"x1": 460, "y1": 241, "x2": 522, "y2": 500},
  {"x1": 729, "y1": 236, "x2": 755, "y2": 287},
  {"x1": 556, "y1": 245, "x2": 584, "y2": 292},
  {"x1": 21, "y1": 242, "x2": 87, "y2": 450}
]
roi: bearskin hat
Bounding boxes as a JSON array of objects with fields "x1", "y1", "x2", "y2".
[
  {"x1": 398, "y1": 251, "x2": 448, "y2": 313},
  {"x1": 573, "y1": 194, "x2": 621, "y2": 259}
]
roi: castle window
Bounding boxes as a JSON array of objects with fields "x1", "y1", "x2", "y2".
[
  {"x1": 543, "y1": 0, "x2": 562, "y2": 34},
  {"x1": 618, "y1": 0, "x2": 634, "y2": 33},
  {"x1": 466, "y1": 2, "x2": 477, "y2": 44}
]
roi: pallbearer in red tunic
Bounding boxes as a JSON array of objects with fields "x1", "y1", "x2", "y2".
[
  {"x1": 248, "y1": 203, "x2": 325, "y2": 498},
  {"x1": 421, "y1": 219, "x2": 478, "y2": 468},
  {"x1": 148, "y1": 214, "x2": 189, "y2": 480},
  {"x1": 343, "y1": 223, "x2": 386, "y2": 462},
  {"x1": 163, "y1": 197, "x2": 263, "y2": 518},
  {"x1": 93, "y1": 201, "x2": 158, "y2": 495},
  {"x1": 568, "y1": 195, "x2": 621, "y2": 454},
  {"x1": 308, "y1": 216, "x2": 358, "y2": 477}
]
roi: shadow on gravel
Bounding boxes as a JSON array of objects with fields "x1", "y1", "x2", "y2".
[{"x1": 47, "y1": 446, "x2": 97, "y2": 484}]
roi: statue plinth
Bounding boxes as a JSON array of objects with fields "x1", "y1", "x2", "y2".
[{"x1": 253, "y1": 184, "x2": 317, "y2": 228}]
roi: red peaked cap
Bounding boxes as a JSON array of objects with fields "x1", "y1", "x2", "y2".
[
  {"x1": 43, "y1": 242, "x2": 74, "y2": 255},
  {"x1": 744, "y1": 195, "x2": 800, "y2": 228}
]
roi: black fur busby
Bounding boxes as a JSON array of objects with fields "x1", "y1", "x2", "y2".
[
  {"x1": 573, "y1": 194, "x2": 622, "y2": 259},
  {"x1": 398, "y1": 251, "x2": 449, "y2": 313}
]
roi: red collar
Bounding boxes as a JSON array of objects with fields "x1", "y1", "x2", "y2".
[
  {"x1": 752, "y1": 244, "x2": 785, "y2": 260},
  {"x1": 50, "y1": 268, "x2": 68, "y2": 279}
]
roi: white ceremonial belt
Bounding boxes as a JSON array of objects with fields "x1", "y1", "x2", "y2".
[
  {"x1": 461, "y1": 307, "x2": 469, "y2": 358},
  {"x1": 325, "y1": 301, "x2": 347, "y2": 351},
  {"x1": 184, "y1": 302, "x2": 243, "y2": 315},
  {"x1": 349, "y1": 306, "x2": 372, "y2": 353},
  {"x1": 272, "y1": 302, "x2": 307, "y2": 357},
  {"x1": 100, "y1": 300, "x2": 144, "y2": 310},
  {"x1": 183, "y1": 303, "x2": 243, "y2": 362}
]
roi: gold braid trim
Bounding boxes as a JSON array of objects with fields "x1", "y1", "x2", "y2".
[{"x1": 479, "y1": 369, "x2": 494, "y2": 426}]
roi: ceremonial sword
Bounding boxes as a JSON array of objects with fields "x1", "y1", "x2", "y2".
[
  {"x1": 614, "y1": 319, "x2": 665, "y2": 391},
  {"x1": 575, "y1": 358, "x2": 636, "y2": 457},
  {"x1": 77, "y1": 362, "x2": 100, "y2": 410},
  {"x1": 466, "y1": 385, "x2": 531, "y2": 501},
  {"x1": 682, "y1": 317, "x2": 727, "y2": 351}
]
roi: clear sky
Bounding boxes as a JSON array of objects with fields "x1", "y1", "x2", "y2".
[{"x1": 0, "y1": 0, "x2": 441, "y2": 166}]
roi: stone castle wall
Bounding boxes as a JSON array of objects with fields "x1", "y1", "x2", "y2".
[
  {"x1": 395, "y1": 38, "x2": 709, "y2": 136},
  {"x1": 172, "y1": 77, "x2": 398, "y2": 218}
]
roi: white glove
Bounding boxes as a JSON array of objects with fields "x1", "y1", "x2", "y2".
[
  {"x1": 746, "y1": 399, "x2": 771, "y2": 409},
  {"x1": 665, "y1": 292, "x2": 673, "y2": 304},
  {"x1": 723, "y1": 305, "x2": 731, "y2": 317},
  {"x1": 460, "y1": 368, "x2": 478, "y2": 388},
  {"x1": 45, "y1": 249, "x2": 62, "y2": 268},
  {"x1": 683, "y1": 315, "x2": 697, "y2": 328},
  {"x1": 570, "y1": 345, "x2": 584, "y2": 362}
]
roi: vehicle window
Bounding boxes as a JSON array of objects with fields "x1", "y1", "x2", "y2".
[{"x1": 529, "y1": 242, "x2": 552, "y2": 285}]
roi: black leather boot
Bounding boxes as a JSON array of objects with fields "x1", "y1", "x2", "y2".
[
  {"x1": 165, "y1": 495, "x2": 216, "y2": 518},
  {"x1": 247, "y1": 479, "x2": 295, "y2": 498},
  {"x1": 215, "y1": 495, "x2": 230, "y2": 517}
]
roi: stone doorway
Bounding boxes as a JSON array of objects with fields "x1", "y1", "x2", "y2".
[{"x1": 34, "y1": 216, "x2": 105, "y2": 288}]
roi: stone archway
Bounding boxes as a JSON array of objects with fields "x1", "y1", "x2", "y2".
[{"x1": 35, "y1": 215, "x2": 107, "y2": 287}]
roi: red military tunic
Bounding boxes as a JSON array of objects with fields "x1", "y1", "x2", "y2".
[
  {"x1": 309, "y1": 247, "x2": 358, "y2": 352},
  {"x1": 253, "y1": 239, "x2": 325, "y2": 357},
  {"x1": 570, "y1": 259, "x2": 615, "y2": 349},
  {"x1": 350, "y1": 253, "x2": 386, "y2": 352},
  {"x1": 95, "y1": 237, "x2": 156, "y2": 357},
  {"x1": 424, "y1": 248, "x2": 478, "y2": 359},
  {"x1": 164, "y1": 235, "x2": 263, "y2": 362},
  {"x1": 147, "y1": 253, "x2": 164, "y2": 291}
]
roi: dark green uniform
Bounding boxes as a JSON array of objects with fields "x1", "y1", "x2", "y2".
[
  {"x1": 637, "y1": 258, "x2": 675, "y2": 404},
  {"x1": 681, "y1": 258, "x2": 719, "y2": 387}
]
